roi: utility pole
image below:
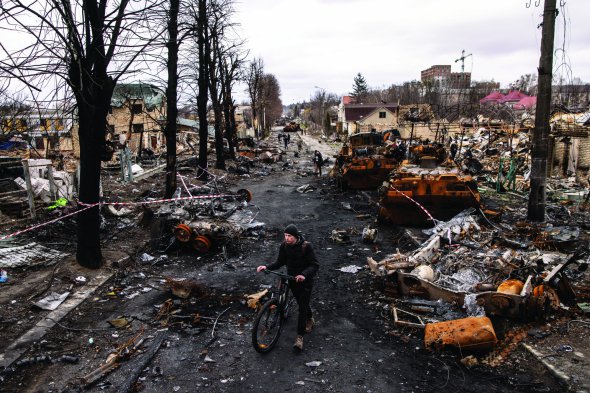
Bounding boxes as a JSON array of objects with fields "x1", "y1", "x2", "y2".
[{"x1": 528, "y1": 0, "x2": 557, "y2": 222}]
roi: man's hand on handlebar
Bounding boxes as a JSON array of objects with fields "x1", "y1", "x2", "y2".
[
  {"x1": 256, "y1": 265, "x2": 267, "y2": 273},
  {"x1": 295, "y1": 275, "x2": 305, "y2": 283}
]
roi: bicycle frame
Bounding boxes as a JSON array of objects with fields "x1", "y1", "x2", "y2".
[
  {"x1": 264, "y1": 270, "x2": 294, "y2": 315},
  {"x1": 252, "y1": 270, "x2": 297, "y2": 353}
]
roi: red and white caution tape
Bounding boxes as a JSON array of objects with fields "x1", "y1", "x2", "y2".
[
  {"x1": 0, "y1": 203, "x2": 98, "y2": 241},
  {"x1": 387, "y1": 184, "x2": 436, "y2": 222},
  {"x1": 1, "y1": 192, "x2": 240, "y2": 241},
  {"x1": 178, "y1": 173, "x2": 193, "y2": 197}
]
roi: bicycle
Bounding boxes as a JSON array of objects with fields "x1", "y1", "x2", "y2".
[{"x1": 251, "y1": 270, "x2": 296, "y2": 353}]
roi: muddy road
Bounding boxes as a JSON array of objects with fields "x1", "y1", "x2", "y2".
[{"x1": 1, "y1": 130, "x2": 561, "y2": 392}]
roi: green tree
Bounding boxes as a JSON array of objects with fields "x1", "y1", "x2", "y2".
[{"x1": 350, "y1": 72, "x2": 369, "y2": 101}]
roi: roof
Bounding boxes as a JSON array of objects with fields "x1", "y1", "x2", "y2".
[
  {"x1": 177, "y1": 118, "x2": 198, "y2": 128},
  {"x1": 499, "y1": 90, "x2": 529, "y2": 103},
  {"x1": 344, "y1": 103, "x2": 398, "y2": 122},
  {"x1": 479, "y1": 91, "x2": 504, "y2": 104},
  {"x1": 577, "y1": 112, "x2": 590, "y2": 126},
  {"x1": 513, "y1": 96, "x2": 537, "y2": 110},
  {"x1": 111, "y1": 83, "x2": 165, "y2": 111}
]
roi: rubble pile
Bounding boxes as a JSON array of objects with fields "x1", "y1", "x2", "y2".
[{"x1": 368, "y1": 206, "x2": 589, "y2": 357}]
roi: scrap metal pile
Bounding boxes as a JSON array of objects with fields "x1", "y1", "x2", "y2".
[
  {"x1": 367, "y1": 207, "x2": 589, "y2": 352},
  {"x1": 145, "y1": 174, "x2": 259, "y2": 254}
]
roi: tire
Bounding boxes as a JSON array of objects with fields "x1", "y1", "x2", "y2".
[{"x1": 252, "y1": 298, "x2": 283, "y2": 353}]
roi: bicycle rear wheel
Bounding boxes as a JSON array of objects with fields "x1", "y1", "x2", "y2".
[{"x1": 252, "y1": 298, "x2": 283, "y2": 353}]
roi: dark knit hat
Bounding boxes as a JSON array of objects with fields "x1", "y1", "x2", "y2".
[{"x1": 284, "y1": 224, "x2": 300, "y2": 239}]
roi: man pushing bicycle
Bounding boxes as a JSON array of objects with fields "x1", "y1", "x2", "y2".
[{"x1": 257, "y1": 224, "x2": 319, "y2": 351}]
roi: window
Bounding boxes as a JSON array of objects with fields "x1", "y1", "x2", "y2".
[
  {"x1": 132, "y1": 124, "x2": 144, "y2": 133},
  {"x1": 132, "y1": 103, "x2": 143, "y2": 115},
  {"x1": 379, "y1": 111, "x2": 386, "y2": 119}
]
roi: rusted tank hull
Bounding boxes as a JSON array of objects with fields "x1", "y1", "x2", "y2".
[
  {"x1": 340, "y1": 168, "x2": 393, "y2": 190},
  {"x1": 337, "y1": 157, "x2": 398, "y2": 190},
  {"x1": 378, "y1": 174, "x2": 480, "y2": 226},
  {"x1": 378, "y1": 194, "x2": 480, "y2": 226}
]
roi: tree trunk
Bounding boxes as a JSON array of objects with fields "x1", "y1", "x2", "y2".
[
  {"x1": 164, "y1": 0, "x2": 180, "y2": 198},
  {"x1": 221, "y1": 60, "x2": 236, "y2": 159},
  {"x1": 196, "y1": 0, "x2": 209, "y2": 180},
  {"x1": 208, "y1": 37, "x2": 225, "y2": 170},
  {"x1": 75, "y1": 79, "x2": 114, "y2": 268},
  {"x1": 222, "y1": 93, "x2": 236, "y2": 158},
  {"x1": 528, "y1": 0, "x2": 557, "y2": 222}
]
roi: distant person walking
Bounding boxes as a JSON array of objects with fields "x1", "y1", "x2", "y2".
[
  {"x1": 450, "y1": 142, "x2": 458, "y2": 160},
  {"x1": 284, "y1": 134, "x2": 289, "y2": 149},
  {"x1": 313, "y1": 150, "x2": 324, "y2": 176}
]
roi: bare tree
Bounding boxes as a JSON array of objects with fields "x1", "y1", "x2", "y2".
[
  {"x1": 206, "y1": 0, "x2": 241, "y2": 170},
  {"x1": 245, "y1": 58, "x2": 264, "y2": 138},
  {"x1": 164, "y1": 0, "x2": 181, "y2": 197},
  {"x1": 194, "y1": 0, "x2": 210, "y2": 180},
  {"x1": 220, "y1": 50, "x2": 246, "y2": 157},
  {"x1": 0, "y1": 0, "x2": 159, "y2": 268}
]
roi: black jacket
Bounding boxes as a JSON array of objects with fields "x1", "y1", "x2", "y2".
[{"x1": 267, "y1": 239, "x2": 319, "y2": 283}]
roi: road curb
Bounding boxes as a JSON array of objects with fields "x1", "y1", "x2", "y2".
[
  {"x1": 521, "y1": 343, "x2": 571, "y2": 389},
  {"x1": 0, "y1": 269, "x2": 114, "y2": 370}
]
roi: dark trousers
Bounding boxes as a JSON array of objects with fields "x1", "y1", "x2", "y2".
[{"x1": 289, "y1": 282, "x2": 313, "y2": 336}]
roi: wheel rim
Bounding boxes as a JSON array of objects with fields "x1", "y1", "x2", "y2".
[
  {"x1": 236, "y1": 188, "x2": 253, "y2": 202},
  {"x1": 174, "y1": 224, "x2": 192, "y2": 243},
  {"x1": 254, "y1": 301, "x2": 281, "y2": 351},
  {"x1": 192, "y1": 235, "x2": 212, "y2": 252}
]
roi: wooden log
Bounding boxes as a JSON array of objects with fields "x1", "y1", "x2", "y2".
[{"x1": 115, "y1": 331, "x2": 167, "y2": 393}]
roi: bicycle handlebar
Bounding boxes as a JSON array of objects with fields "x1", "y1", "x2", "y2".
[{"x1": 262, "y1": 269, "x2": 296, "y2": 281}]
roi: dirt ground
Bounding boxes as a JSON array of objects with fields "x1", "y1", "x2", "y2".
[{"x1": 0, "y1": 128, "x2": 587, "y2": 392}]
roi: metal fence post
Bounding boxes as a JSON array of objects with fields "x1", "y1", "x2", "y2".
[
  {"x1": 47, "y1": 164, "x2": 57, "y2": 200},
  {"x1": 21, "y1": 159, "x2": 37, "y2": 218}
]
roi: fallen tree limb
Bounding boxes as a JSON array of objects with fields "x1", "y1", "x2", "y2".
[{"x1": 116, "y1": 330, "x2": 167, "y2": 393}]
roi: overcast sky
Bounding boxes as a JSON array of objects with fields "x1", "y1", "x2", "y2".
[{"x1": 232, "y1": 0, "x2": 590, "y2": 105}]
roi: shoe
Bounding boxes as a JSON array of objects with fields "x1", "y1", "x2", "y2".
[
  {"x1": 293, "y1": 335, "x2": 303, "y2": 351},
  {"x1": 305, "y1": 318, "x2": 315, "y2": 333}
]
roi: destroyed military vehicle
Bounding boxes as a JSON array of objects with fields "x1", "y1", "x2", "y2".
[
  {"x1": 378, "y1": 143, "x2": 481, "y2": 226},
  {"x1": 331, "y1": 131, "x2": 403, "y2": 190}
]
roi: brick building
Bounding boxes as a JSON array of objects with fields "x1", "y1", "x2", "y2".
[{"x1": 421, "y1": 65, "x2": 471, "y2": 89}]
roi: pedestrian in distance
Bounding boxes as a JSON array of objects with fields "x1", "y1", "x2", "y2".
[
  {"x1": 450, "y1": 142, "x2": 458, "y2": 160},
  {"x1": 297, "y1": 139, "x2": 303, "y2": 152},
  {"x1": 284, "y1": 134, "x2": 289, "y2": 150},
  {"x1": 257, "y1": 224, "x2": 319, "y2": 351},
  {"x1": 313, "y1": 150, "x2": 324, "y2": 176}
]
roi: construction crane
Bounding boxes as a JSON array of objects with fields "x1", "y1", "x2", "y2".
[{"x1": 455, "y1": 49, "x2": 472, "y2": 73}]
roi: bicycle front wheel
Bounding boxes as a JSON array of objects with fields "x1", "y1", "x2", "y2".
[{"x1": 252, "y1": 298, "x2": 283, "y2": 353}]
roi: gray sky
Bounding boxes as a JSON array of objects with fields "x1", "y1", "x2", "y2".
[{"x1": 233, "y1": 0, "x2": 590, "y2": 105}]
